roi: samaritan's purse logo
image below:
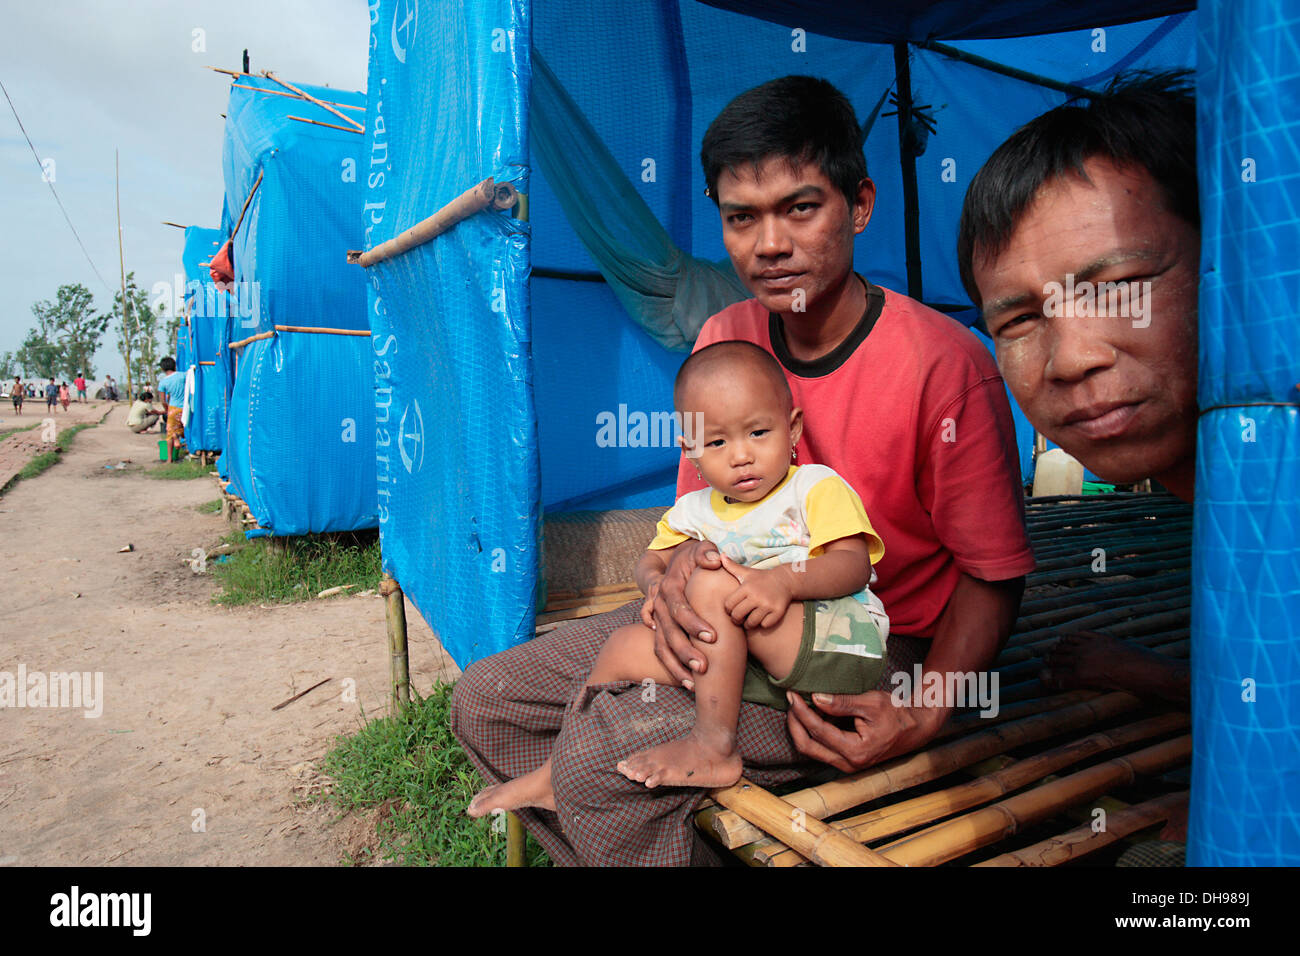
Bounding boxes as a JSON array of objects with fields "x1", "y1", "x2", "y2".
[
  {"x1": 391, "y1": 0, "x2": 417, "y2": 64},
  {"x1": 398, "y1": 399, "x2": 424, "y2": 474}
]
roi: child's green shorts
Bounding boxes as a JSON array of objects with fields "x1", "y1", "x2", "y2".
[{"x1": 741, "y1": 596, "x2": 887, "y2": 711}]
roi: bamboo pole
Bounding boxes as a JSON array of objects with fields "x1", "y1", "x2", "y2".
[
  {"x1": 974, "y1": 791, "x2": 1189, "y2": 866},
  {"x1": 262, "y1": 71, "x2": 366, "y2": 133},
  {"x1": 379, "y1": 574, "x2": 410, "y2": 712},
  {"x1": 876, "y1": 734, "x2": 1191, "y2": 866},
  {"x1": 707, "y1": 691, "x2": 1141, "y2": 848},
  {"x1": 273, "y1": 325, "x2": 371, "y2": 336},
  {"x1": 228, "y1": 330, "x2": 275, "y2": 350},
  {"x1": 506, "y1": 812, "x2": 526, "y2": 867},
  {"x1": 116, "y1": 149, "x2": 135, "y2": 400},
  {"x1": 712, "y1": 779, "x2": 898, "y2": 866},
  {"x1": 754, "y1": 712, "x2": 1188, "y2": 866},
  {"x1": 349, "y1": 178, "x2": 519, "y2": 267},
  {"x1": 287, "y1": 114, "x2": 365, "y2": 135},
  {"x1": 228, "y1": 81, "x2": 365, "y2": 111}
]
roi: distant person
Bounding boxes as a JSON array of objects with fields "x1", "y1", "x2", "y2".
[
  {"x1": 104, "y1": 375, "x2": 119, "y2": 402},
  {"x1": 74, "y1": 373, "x2": 87, "y2": 403},
  {"x1": 10, "y1": 377, "x2": 23, "y2": 415},
  {"x1": 44, "y1": 378, "x2": 58, "y2": 412},
  {"x1": 58, "y1": 382, "x2": 70, "y2": 411},
  {"x1": 126, "y1": 391, "x2": 163, "y2": 434},
  {"x1": 156, "y1": 357, "x2": 187, "y2": 462}
]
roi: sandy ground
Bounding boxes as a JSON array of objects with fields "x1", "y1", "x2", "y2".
[{"x1": 0, "y1": 405, "x2": 458, "y2": 866}]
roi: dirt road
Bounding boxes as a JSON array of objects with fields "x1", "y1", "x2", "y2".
[{"x1": 0, "y1": 405, "x2": 457, "y2": 865}]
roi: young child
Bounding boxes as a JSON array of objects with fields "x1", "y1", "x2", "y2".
[{"x1": 467, "y1": 340, "x2": 888, "y2": 815}]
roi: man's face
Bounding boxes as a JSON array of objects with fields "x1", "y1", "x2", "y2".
[
  {"x1": 715, "y1": 156, "x2": 872, "y2": 316},
  {"x1": 972, "y1": 158, "x2": 1199, "y2": 487}
]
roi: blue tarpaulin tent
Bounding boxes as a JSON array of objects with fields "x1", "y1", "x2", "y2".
[
  {"x1": 216, "y1": 74, "x2": 378, "y2": 536},
  {"x1": 179, "y1": 226, "x2": 226, "y2": 452},
  {"x1": 358, "y1": 0, "x2": 1297, "y2": 865}
]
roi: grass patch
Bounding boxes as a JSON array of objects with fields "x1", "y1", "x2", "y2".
[
  {"x1": 1, "y1": 422, "x2": 95, "y2": 495},
  {"x1": 196, "y1": 499, "x2": 222, "y2": 514},
  {"x1": 322, "y1": 682, "x2": 552, "y2": 867},
  {"x1": 211, "y1": 530, "x2": 382, "y2": 605},
  {"x1": 147, "y1": 458, "x2": 216, "y2": 480},
  {"x1": 0, "y1": 421, "x2": 40, "y2": 442}
]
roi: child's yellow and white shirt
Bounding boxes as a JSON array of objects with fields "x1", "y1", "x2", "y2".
[{"x1": 648, "y1": 464, "x2": 889, "y2": 637}]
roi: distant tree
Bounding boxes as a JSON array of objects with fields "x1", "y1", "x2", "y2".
[
  {"x1": 114, "y1": 272, "x2": 166, "y2": 390},
  {"x1": 16, "y1": 325, "x2": 61, "y2": 378},
  {"x1": 0, "y1": 351, "x2": 15, "y2": 380},
  {"x1": 25, "y1": 283, "x2": 108, "y2": 379}
]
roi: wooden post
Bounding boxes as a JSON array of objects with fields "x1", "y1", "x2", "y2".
[
  {"x1": 506, "y1": 812, "x2": 526, "y2": 867},
  {"x1": 380, "y1": 573, "x2": 411, "y2": 712}
]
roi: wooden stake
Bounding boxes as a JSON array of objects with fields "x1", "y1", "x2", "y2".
[
  {"x1": 506, "y1": 812, "x2": 526, "y2": 867},
  {"x1": 380, "y1": 574, "x2": 411, "y2": 712}
]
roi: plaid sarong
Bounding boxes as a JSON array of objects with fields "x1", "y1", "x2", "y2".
[{"x1": 450, "y1": 601, "x2": 928, "y2": 866}]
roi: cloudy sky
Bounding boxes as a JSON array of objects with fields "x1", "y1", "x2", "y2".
[{"x1": 0, "y1": 0, "x2": 369, "y2": 379}]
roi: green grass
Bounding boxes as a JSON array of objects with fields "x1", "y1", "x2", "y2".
[
  {"x1": 0, "y1": 421, "x2": 40, "y2": 442},
  {"x1": 211, "y1": 530, "x2": 383, "y2": 605},
  {"x1": 196, "y1": 499, "x2": 222, "y2": 514},
  {"x1": 322, "y1": 682, "x2": 552, "y2": 867},
  {"x1": 0, "y1": 422, "x2": 95, "y2": 495},
  {"x1": 147, "y1": 458, "x2": 216, "y2": 480}
]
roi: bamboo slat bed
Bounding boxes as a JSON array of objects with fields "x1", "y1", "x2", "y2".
[{"x1": 529, "y1": 493, "x2": 1192, "y2": 867}]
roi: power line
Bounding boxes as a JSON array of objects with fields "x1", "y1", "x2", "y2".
[{"x1": 0, "y1": 75, "x2": 114, "y2": 293}]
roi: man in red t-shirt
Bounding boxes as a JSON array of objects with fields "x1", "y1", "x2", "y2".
[{"x1": 452, "y1": 76, "x2": 1032, "y2": 865}]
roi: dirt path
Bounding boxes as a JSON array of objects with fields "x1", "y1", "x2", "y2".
[
  {"x1": 0, "y1": 406, "x2": 458, "y2": 865},
  {"x1": 0, "y1": 398, "x2": 110, "y2": 489}
]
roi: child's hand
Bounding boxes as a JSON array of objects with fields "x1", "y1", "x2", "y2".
[
  {"x1": 640, "y1": 580, "x2": 661, "y2": 629},
  {"x1": 718, "y1": 554, "x2": 793, "y2": 630}
]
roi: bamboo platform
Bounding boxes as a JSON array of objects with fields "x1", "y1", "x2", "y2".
[
  {"x1": 212, "y1": 473, "x2": 264, "y2": 532},
  {"x1": 533, "y1": 492, "x2": 1193, "y2": 867}
]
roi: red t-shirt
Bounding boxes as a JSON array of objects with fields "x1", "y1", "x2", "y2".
[{"x1": 676, "y1": 284, "x2": 1034, "y2": 638}]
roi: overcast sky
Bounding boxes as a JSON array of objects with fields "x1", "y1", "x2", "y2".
[{"x1": 0, "y1": 0, "x2": 369, "y2": 380}]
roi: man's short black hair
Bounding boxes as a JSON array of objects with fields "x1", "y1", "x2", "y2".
[
  {"x1": 141, "y1": 391, "x2": 153, "y2": 400},
  {"x1": 159, "y1": 356, "x2": 177, "y2": 372},
  {"x1": 701, "y1": 75, "x2": 867, "y2": 211},
  {"x1": 957, "y1": 70, "x2": 1197, "y2": 309}
]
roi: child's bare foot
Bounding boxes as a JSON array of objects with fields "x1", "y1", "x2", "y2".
[
  {"x1": 617, "y1": 733, "x2": 743, "y2": 789},
  {"x1": 466, "y1": 768, "x2": 556, "y2": 817}
]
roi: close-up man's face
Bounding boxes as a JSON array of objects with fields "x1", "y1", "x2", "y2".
[
  {"x1": 715, "y1": 156, "x2": 873, "y2": 316},
  {"x1": 972, "y1": 157, "x2": 1200, "y2": 486}
]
